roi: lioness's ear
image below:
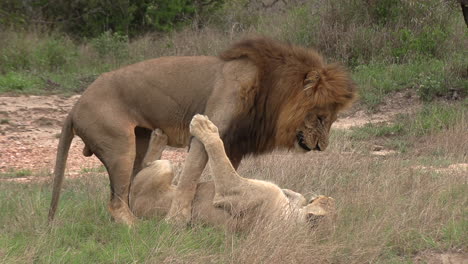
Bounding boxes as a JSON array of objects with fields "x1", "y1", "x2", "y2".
[{"x1": 303, "y1": 70, "x2": 321, "y2": 95}]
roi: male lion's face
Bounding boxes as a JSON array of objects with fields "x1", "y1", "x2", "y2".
[{"x1": 294, "y1": 107, "x2": 338, "y2": 152}]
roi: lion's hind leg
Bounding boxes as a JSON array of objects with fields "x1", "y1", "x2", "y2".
[{"x1": 80, "y1": 118, "x2": 138, "y2": 226}]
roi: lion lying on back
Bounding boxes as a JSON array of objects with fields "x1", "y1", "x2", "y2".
[{"x1": 130, "y1": 115, "x2": 335, "y2": 231}]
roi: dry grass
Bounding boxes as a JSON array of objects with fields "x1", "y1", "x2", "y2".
[
  {"x1": 0, "y1": 1, "x2": 466, "y2": 262},
  {"x1": 227, "y1": 116, "x2": 467, "y2": 263},
  {"x1": 0, "y1": 110, "x2": 466, "y2": 263}
]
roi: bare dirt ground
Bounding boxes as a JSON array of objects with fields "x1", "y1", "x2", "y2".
[
  {"x1": 0, "y1": 92, "x2": 420, "y2": 179},
  {"x1": 333, "y1": 89, "x2": 421, "y2": 129},
  {"x1": 0, "y1": 90, "x2": 456, "y2": 182},
  {"x1": 0, "y1": 95, "x2": 187, "y2": 180}
]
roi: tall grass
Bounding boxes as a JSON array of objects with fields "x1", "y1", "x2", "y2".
[
  {"x1": 0, "y1": 0, "x2": 465, "y2": 105},
  {"x1": 1, "y1": 108, "x2": 466, "y2": 263}
]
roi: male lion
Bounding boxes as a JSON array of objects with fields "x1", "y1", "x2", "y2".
[
  {"x1": 48, "y1": 37, "x2": 356, "y2": 226},
  {"x1": 130, "y1": 115, "x2": 336, "y2": 231}
]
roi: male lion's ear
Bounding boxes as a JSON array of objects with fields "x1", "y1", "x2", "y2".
[
  {"x1": 303, "y1": 70, "x2": 321, "y2": 95},
  {"x1": 306, "y1": 64, "x2": 357, "y2": 109}
]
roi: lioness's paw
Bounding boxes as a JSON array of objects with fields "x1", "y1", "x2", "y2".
[
  {"x1": 190, "y1": 114, "x2": 219, "y2": 143},
  {"x1": 151, "y1": 128, "x2": 168, "y2": 144}
]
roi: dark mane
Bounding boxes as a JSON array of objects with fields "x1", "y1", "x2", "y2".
[{"x1": 219, "y1": 37, "x2": 356, "y2": 164}]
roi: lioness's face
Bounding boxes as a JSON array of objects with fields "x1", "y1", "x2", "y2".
[
  {"x1": 294, "y1": 107, "x2": 338, "y2": 152},
  {"x1": 303, "y1": 195, "x2": 336, "y2": 226}
]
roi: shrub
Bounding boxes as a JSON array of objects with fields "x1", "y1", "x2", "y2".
[
  {"x1": 91, "y1": 31, "x2": 129, "y2": 61},
  {"x1": 1, "y1": 0, "x2": 224, "y2": 38},
  {"x1": 392, "y1": 27, "x2": 448, "y2": 61},
  {"x1": 35, "y1": 37, "x2": 78, "y2": 72},
  {"x1": 0, "y1": 32, "x2": 34, "y2": 72},
  {"x1": 258, "y1": 0, "x2": 459, "y2": 66},
  {"x1": 416, "y1": 73, "x2": 447, "y2": 102},
  {"x1": 0, "y1": 31, "x2": 79, "y2": 73}
]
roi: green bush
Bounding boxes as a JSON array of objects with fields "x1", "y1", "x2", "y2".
[
  {"x1": 0, "y1": 45, "x2": 32, "y2": 72},
  {"x1": 261, "y1": 0, "x2": 459, "y2": 66},
  {"x1": 392, "y1": 27, "x2": 448, "y2": 61},
  {"x1": 91, "y1": 31, "x2": 129, "y2": 61},
  {"x1": 35, "y1": 37, "x2": 78, "y2": 72},
  {"x1": 1, "y1": 0, "x2": 224, "y2": 38},
  {"x1": 0, "y1": 0, "x2": 28, "y2": 26},
  {"x1": 0, "y1": 32, "x2": 79, "y2": 73},
  {"x1": 416, "y1": 73, "x2": 447, "y2": 102},
  {"x1": 370, "y1": 0, "x2": 403, "y2": 25},
  {"x1": 142, "y1": 0, "x2": 195, "y2": 32},
  {"x1": 0, "y1": 33, "x2": 33, "y2": 72}
]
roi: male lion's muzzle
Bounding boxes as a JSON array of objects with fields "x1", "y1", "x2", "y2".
[
  {"x1": 296, "y1": 132, "x2": 311, "y2": 151},
  {"x1": 296, "y1": 131, "x2": 322, "y2": 151}
]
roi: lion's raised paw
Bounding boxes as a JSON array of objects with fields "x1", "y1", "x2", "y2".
[{"x1": 189, "y1": 114, "x2": 219, "y2": 143}]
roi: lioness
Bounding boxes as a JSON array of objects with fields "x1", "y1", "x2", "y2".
[
  {"x1": 49, "y1": 37, "x2": 356, "y2": 226},
  {"x1": 130, "y1": 115, "x2": 335, "y2": 231}
]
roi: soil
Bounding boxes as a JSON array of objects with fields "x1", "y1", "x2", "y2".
[
  {"x1": 414, "y1": 251, "x2": 468, "y2": 264},
  {"x1": 0, "y1": 90, "x2": 427, "y2": 180},
  {"x1": 0, "y1": 95, "x2": 187, "y2": 179},
  {"x1": 333, "y1": 89, "x2": 420, "y2": 129}
]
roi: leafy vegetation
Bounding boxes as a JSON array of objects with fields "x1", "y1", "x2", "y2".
[
  {"x1": 0, "y1": 1, "x2": 466, "y2": 262},
  {"x1": 351, "y1": 100, "x2": 467, "y2": 140},
  {"x1": 0, "y1": 0, "x2": 465, "y2": 106},
  {"x1": 0, "y1": 0, "x2": 225, "y2": 38}
]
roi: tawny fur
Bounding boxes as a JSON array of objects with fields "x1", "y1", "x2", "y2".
[
  {"x1": 49, "y1": 37, "x2": 356, "y2": 226},
  {"x1": 220, "y1": 37, "x2": 356, "y2": 160},
  {"x1": 130, "y1": 116, "x2": 336, "y2": 232}
]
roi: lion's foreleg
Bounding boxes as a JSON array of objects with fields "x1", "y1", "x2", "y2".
[
  {"x1": 204, "y1": 139, "x2": 245, "y2": 195},
  {"x1": 189, "y1": 115, "x2": 245, "y2": 197},
  {"x1": 165, "y1": 138, "x2": 208, "y2": 225}
]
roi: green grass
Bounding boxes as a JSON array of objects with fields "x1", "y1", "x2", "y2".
[
  {"x1": 1, "y1": 119, "x2": 466, "y2": 262},
  {"x1": 80, "y1": 166, "x2": 106, "y2": 174},
  {"x1": 0, "y1": 72, "x2": 43, "y2": 94},
  {"x1": 352, "y1": 59, "x2": 463, "y2": 110},
  {"x1": 0, "y1": 30, "x2": 127, "y2": 95},
  {"x1": 0, "y1": 178, "x2": 227, "y2": 263},
  {"x1": 0, "y1": 1, "x2": 466, "y2": 261},
  {"x1": 0, "y1": 0, "x2": 465, "y2": 108},
  {"x1": 350, "y1": 101, "x2": 467, "y2": 141},
  {"x1": 0, "y1": 169, "x2": 33, "y2": 179}
]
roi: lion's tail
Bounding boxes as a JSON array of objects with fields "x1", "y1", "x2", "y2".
[{"x1": 48, "y1": 114, "x2": 74, "y2": 223}]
